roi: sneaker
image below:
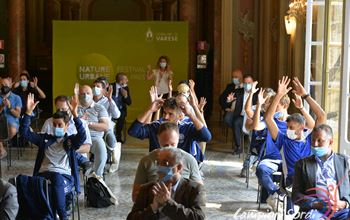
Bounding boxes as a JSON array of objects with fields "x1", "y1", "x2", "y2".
[
  {"x1": 240, "y1": 168, "x2": 247, "y2": 177},
  {"x1": 267, "y1": 192, "x2": 285, "y2": 212},
  {"x1": 109, "y1": 163, "x2": 119, "y2": 173}
]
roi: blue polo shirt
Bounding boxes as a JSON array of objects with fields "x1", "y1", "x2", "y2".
[
  {"x1": 128, "y1": 118, "x2": 212, "y2": 161},
  {"x1": 0, "y1": 92, "x2": 22, "y2": 128},
  {"x1": 275, "y1": 130, "x2": 312, "y2": 177},
  {"x1": 263, "y1": 119, "x2": 287, "y2": 160}
]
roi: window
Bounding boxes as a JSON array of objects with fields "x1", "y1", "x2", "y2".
[{"x1": 305, "y1": 0, "x2": 350, "y2": 151}]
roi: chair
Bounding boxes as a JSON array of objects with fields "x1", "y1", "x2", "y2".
[{"x1": 11, "y1": 174, "x2": 80, "y2": 220}]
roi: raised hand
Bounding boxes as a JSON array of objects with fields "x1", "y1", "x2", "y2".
[
  {"x1": 68, "y1": 95, "x2": 79, "y2": 118},
  {"x1": 292, "y1": 93, "x2": 303, "y2": 109},
  {"x1": 74, "y1": 83, "x2": 80, "y2": 96},
  {"x1": 257, "y1": 88, "x2": 267, "y2": 105},
  {"x1": 277, "y1": 76, "x2": 292, "y2": 95},
  {"x1": 251, "y1": 81, "x2": 259, "y2": 94},
  {"x1": 198, "y1": 97, "x2": 207, "y2": 112},
  {"x1": 149, "y1": 99, "x2": 164, "y2": 113},
  {"x1": 106, "y1": 85, "x2": 113, "y2": 101},
  {"x1": 149, "y1": 86, "x2": 158, "y2": 102},
  {"x1": 189, "y1": 79, "x2": 195, "y2": 92},
  {"x1": 292, "y1": 77, "x2": 307, "y2": 97},
  {"x1": 227, "y1": 92, "x2": 236, "y2": 102},
  {"x1": 26, "y1": 93, "x2": 39, "y2": 115}
]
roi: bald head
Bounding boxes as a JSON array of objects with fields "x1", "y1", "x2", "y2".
[
  {"x1": 79, "y1": 85, "x2": 92, "y2": 95},
  {"x1": 232, "y1": 69, "x2": 243, "y2": 79}
]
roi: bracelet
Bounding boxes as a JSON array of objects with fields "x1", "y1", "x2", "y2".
[
  {"x1": 301, "y1": 94, "x2": 310, "y2": 100},
  {"x1": 297, "y1": 106, "x2": 304, "y2": 110}
]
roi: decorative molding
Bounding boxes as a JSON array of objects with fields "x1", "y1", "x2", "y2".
[{"x1": 237, "y1": 10, "x2": 255, "y2": 41}]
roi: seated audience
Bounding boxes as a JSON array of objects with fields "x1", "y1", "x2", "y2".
[
  {"x1": 127, "y1": 147, "x2": 205, "y2": 220},
  {"x1": 92, "y1": 79, "x2": 121, "y2": 173},
  {"x1": 0, "y1": 77, "x2": 22, "y2": 158},
  {"x1": 0, "y1": 178, "x2": 19, "y2": 220},
  {"x1": 77, "y1": 85, "x2": 109, "y2": 178},
  {"x1": 264, "y1": 76, "x2": 326, "y2": 210},
  {"x1": 240, "y1": 86, "x2": 275, "y2": 177},
  {"x1": 220, "y1": 72, "x2": 257, "y2": 154},
  {"x1": 21, "y1": 93, "x2": 86, "y2": 220},
  {"x1": 293, "y1": 124, "x2": 350, "y2": 220},
  {"x1": 128, "y1": 97, "x2": 211, "y2": 162},
  {"x1": 132, "y1": 122, "x2": 203, "y2": 202},
  {"x1": 13, "y1": 70, "x2": 46, "y2": 116}
]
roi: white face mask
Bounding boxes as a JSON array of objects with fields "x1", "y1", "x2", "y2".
[{"x1": 286, "y1": 129, "x2": 297, "y2": 140}]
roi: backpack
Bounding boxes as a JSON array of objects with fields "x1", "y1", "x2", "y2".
[{"x1": 86, "y1": 177, "x2": 113, "y2": 208}]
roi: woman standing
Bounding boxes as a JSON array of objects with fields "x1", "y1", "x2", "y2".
[{"x1": 146, "y1": 56, "x2": 173, "y2": 98}]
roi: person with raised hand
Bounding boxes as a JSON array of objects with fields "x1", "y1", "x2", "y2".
[
  {"x1": 264, "y1": 76, "x2": 326, "y2": 211},
  {"x1": 21, "y1": 93, "x2": 86, "y2": 220},
  {"x1": 13, "y1": 71, "x2": 46, "y2": 116}
]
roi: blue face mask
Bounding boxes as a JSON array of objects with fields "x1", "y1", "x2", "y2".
[
  {"x1": 311, "y1": 146, "x2": 329, "y2": 158},
  {"x1": 54, "y1": 127, "x2": 65, "y2": 137},
  {"x1": 274, "y1": 112, "x2": 284, "y2": 120},
  {"x1": 20, "y1": 80, "x2": 28, "y2": 88},
  {"x1": 157, "y1": 165, "x2": 174, "y2": 183},
  {"x1": 232, "y1": 78, "x2": 240, "y2": 85},
  {"x1": 243, "y1": 83, "x2": 252, "y2": 92},
  {"x1": 92, "y1": 87, "x2": 101, "y2": 96}
]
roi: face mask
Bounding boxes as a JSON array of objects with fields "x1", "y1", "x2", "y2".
[
  {"x1": 1, "y1": 86, "x2": 11, "y2": 95},
  {"x1": 159, "y1": 62, "x2": 167, "y2": 69},
  {"x1": 311, "y1": 146, "x2": 329, "y2": 158},
  {"x1": 54, "y1": 127, "x2": 65, "y2": 137},
  {"x1": 121, "y1": 84, "x2": 127, "y2": 88},
  {"x1": 157, "y1": 165, "x2": 174, "y2": 183},
  {"x1": 232, "y1": 78, "x2": 240, "y2": 85},
  {"x1": 274, "y1": 112, "x2": 284, "y2": 120},
  {"x1": 243, "y1": 83, "x2": 252, "y2": 92},
  {"x1": 286, "y1": 129, "x2": 297, "y2": 140},
  {"x1": 79, "y1": 94, "x2": 93, "y2": 105},
  {"x1": 92, "y1": 87, "x2": 101, "y2": 96},
  {"x1": 20, "y1": 80, "x2": 28, "y2": 88}
]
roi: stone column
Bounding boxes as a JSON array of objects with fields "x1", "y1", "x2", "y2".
[
  {"x1": 179, "y1": 0, "x2": 197, "y2": 79},
  {"x1": 8, "y1": 0, "x2": 26, "y2": 81}
]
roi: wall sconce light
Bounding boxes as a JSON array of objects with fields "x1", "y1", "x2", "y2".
[{"x1": 284, "y1": 15, "x2": 296, "y2": 35}]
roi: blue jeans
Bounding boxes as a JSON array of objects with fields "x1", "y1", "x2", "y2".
[
  {"x1": 105, "y1": 129, "x2": 117, "y2": 148},
  {"x1": 256, "y1": 163, "x2": 279, "y2": 195},
  {"x1": 75, "y1": 152, "x2": 88, "y2": 166},
  {"x1": 91, "y1": 136, "x2": 107, "y2": 176},
  {"x1": 39, "y1": 172, "x2": 74, "y2": 220}
]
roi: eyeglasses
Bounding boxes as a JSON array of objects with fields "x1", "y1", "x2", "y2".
[{"x1": 155, "y1": 160, "x2": 176, "y2": 167}]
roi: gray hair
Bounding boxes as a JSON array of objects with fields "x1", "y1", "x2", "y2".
[
  {"x1": 313, "y1": 124, "x2": 333, "y2": 139},
  {"x1": 286, "y1": 113, "x2": 305, "y2": 125},
  {"x1": 157, "y1": 147, "x2": 183, "y2": 165}
]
